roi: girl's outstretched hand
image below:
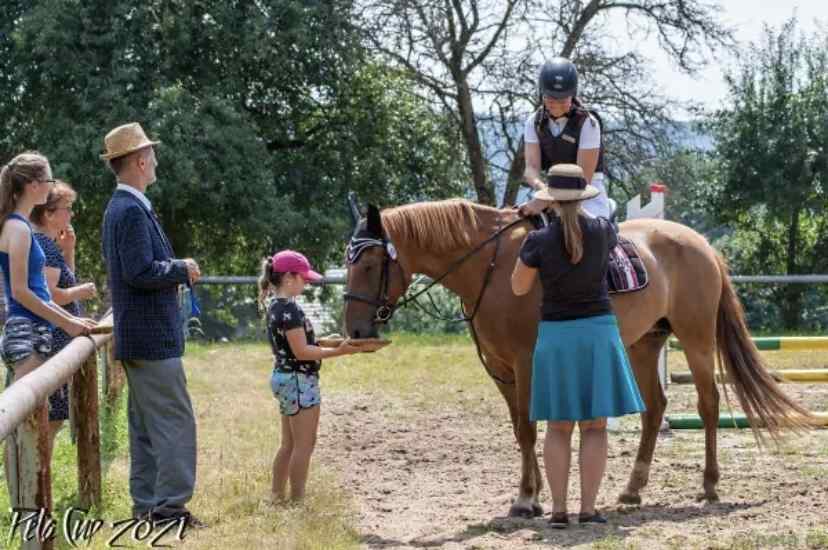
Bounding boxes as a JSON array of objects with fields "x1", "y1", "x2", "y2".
[{"x1": 337, "y1": 338, "x2": 361, "y2": 355}]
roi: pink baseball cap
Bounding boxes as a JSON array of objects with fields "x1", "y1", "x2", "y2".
[{"x1": 271, "y1": 250, "x2": 323, "y2": 283}]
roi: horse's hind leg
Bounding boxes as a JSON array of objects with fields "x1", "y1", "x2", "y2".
[
  {"x1": 619, "y1": 332, "x2": 669, "y2": 505},
  {"x1": 683, "y1": 344, "x2": 720, "y2": 502},
  {"x1": 493, "y1": 357, "x2": 543, "y2": 518}
]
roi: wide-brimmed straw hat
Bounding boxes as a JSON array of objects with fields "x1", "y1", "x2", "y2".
[
  {"x1": 534, "y1": 163, "x2": 600, "y2": 202},
  {"x1": 100, "y1": 122, "x2": 161, "y2": 160}
]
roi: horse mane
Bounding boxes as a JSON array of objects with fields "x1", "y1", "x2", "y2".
[{"x1": 381, "y1": 199, "x2": 495, "y2": 253}]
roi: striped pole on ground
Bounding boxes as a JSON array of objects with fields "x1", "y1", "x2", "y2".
[
  {"x1": 667, "y1": 412, "x2": 828, "y2": 429},
  {"x1": 671, "y1": 368, "x2": 828, "y2": 384},
  {"x1": 669, "y1": 336, "x2": 828, "y2": 351}
]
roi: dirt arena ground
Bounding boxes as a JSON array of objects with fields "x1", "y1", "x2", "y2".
[{"x1": 318, "y1": 347, "x2": 828, "y2": 549}]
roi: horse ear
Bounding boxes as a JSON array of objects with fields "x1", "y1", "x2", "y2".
[
  {"x1": 347, "y1": 191, "x2": 361, "y2": 232},
  {"x1": 366, "y1": 204, "x2": 383, "y2": 237}
]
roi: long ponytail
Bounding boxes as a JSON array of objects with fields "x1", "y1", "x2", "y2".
[
  {"x1": 558, "y1": 201, "x2": 584, "y2": 264},
  {"x1": 257, "y1": 257, "x2": 287, "y2": 313},
  {"x1": 0, "y1": 151, "x2": 49, "y2": 228}
]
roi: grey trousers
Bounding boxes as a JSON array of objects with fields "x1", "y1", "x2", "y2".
[{"x1": 123, "y1": 357, "x2": 197, "y2": 517}]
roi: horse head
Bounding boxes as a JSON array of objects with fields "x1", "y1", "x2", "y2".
[{"x1": 343, "y1": 199, "x2": 411, "y2": 339}]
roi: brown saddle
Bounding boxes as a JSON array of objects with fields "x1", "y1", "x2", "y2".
[{"x1": 607, "y1": 237, "x2": 648, "y2": 294}]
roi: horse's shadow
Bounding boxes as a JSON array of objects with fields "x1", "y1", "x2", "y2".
[{"x1": 360, "y1": 500, "x2": 765, "y2": 548}]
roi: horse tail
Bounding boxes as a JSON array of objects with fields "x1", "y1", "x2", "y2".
[{"x1": 714, "y1": 254, "x2": 816, "y2": 444}]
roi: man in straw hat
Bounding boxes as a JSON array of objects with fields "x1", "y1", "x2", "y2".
[{"x1": 100, "y1": 122, "x2": 204, "y2": 528}]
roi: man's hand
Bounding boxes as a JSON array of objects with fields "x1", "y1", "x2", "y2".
[
  {"x1": 517, "y1": 197, "x2": 549, "y2": 218},
  {"x1": 183, "y1": 258, "x2": 201, "y2": 285}
]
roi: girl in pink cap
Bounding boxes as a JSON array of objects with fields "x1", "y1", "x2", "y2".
[{"x1": 257, "y1": 250, "x2": 359, "y2": 502}]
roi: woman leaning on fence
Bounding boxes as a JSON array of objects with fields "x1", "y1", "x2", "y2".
[
  {"x1": 30, "y1": 180, "x2": 98, "y2": 451},
  {"x1": 0, "y1": 153, "x2": 97, "y2": 497}
]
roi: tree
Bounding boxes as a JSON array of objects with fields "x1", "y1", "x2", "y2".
[
  {"x1": 707, "y1": 19, "x2": 828, "y2": 329},
  {"x1": 357, "y1": 0, "x2": 733, "y2": 206},
  {"x1": 0, "y1": 0, "x2": 467, "y2": 285}
]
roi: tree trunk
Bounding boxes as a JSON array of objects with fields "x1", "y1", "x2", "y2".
[
  {"x1": 456, "y1": 79, "x2": 495, "y2": 205},
  {"x1": 501, "y1": 138, "x2": 526, "y2": 207}
]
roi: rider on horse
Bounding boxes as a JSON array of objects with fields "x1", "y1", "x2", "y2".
[{"x1": 521, "y1": 58, "x2": 611, "y2": 220}]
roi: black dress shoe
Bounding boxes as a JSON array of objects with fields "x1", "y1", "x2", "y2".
[
  {"x1": 151, "y1": 510, "x2": 207, "y2": 530},
  {"x1": 548, "y1": 512, "x2": 569, "y2": 529}
]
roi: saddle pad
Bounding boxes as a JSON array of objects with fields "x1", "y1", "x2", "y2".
[{"x1": 608, "y1": 237, "x2": 648, "y2": 294}]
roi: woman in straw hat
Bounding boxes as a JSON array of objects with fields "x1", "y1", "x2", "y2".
[{"x1": 511, "y1": 163, "x2": 645, "y2": 528}]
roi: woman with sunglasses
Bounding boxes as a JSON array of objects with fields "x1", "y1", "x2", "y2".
[{"x1": 0, "y1": 152, "x2": 96, "y2": 508}]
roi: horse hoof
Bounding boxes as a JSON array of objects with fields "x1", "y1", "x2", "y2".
[
  {"x1": 508, "y1": 503, "x2": 535, "y2": 518},
  {"x1": 618, "y1": 492, "x2": 642, "y2": 505},
  {"x1": 696, "y1": 492, "x2": 719, "y2": 503},
  {"x1": 532, "y1": 503, "x2": 544, "y2": 517}
]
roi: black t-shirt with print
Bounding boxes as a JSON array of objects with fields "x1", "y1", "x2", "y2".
[
  {"x1": 266, "y1": 298, "x2": 321, "y2": 374},
  {"x1": 519, "y1": 215, "x2": 618, "y2": 321}
]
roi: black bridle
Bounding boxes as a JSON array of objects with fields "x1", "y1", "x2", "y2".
[
  {"x1": 344, "y1": 218, "x2": 524, "y2": 324},
  {"x1": 342, "y1": 236, "x2": 401, "y2": 323},
  {"x1": 343, "y1": 218, "x2": 527, "y2": 385}
]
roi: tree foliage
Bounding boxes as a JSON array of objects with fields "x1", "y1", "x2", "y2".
[
  {"x1": 0, "y1": 0, "x2": 467, "y2": 288},
  {"x1": 707, "y1": 19, "x2": 828, "y2": 329}
]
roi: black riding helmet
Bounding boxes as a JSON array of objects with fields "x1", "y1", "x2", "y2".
[{"x1": 538, "y1": 58, "x2": 578, "y2": 99}]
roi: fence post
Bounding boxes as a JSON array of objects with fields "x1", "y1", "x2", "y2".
[
  {"x1": 104, "y1": 341, "x2": 124, "y2": 405},
  {"x1": 72, "y1": 351, "x2": 101, "y2": 509},
  {"x1": 6, "y1": 401, "x2": 52, "y2": 550}
]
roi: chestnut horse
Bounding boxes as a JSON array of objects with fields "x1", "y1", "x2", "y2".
[{"x1": 343, "y1": 198, "x2": 813, "y2": 517}]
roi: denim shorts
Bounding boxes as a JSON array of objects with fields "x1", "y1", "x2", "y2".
[
  {"x1": 1, "y1": 316, "x2": 52, "y2": 370},
  {"x1": 270, "y1": 370, "x2": 321, "y2": 416}
]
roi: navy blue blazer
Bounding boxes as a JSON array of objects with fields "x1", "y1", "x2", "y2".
[{"x1": 102, "y1": 189, "x2": 189, "y2": 361}]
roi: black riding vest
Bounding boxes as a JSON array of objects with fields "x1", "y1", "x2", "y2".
[{"x1": 535, "y1": 107, "x2": 605, "y2": 173}]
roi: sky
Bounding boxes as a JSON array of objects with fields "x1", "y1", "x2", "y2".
[{"x1": 644, "y1": 0, "x2": 827, "y2": 116}]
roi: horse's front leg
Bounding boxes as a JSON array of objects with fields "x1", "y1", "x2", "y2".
[{"x1": 494, "y1": 357, "x2": 542, "y2": 518}]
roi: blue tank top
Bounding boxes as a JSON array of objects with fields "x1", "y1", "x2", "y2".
[{"x1": 0, "y1": 213, "x2": 52, "y2": 326}]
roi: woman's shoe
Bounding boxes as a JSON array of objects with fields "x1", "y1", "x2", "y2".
[
  {"x1": 577, "y1": 511, "x2": 608, "y2": 524},
  {"x1": 548, "y1": 512, "x2": 569, "y2": 529}
]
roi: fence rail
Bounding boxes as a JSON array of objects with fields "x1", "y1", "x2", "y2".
[
  {"x1": 200, "y1": 273, "x2": 828, "y2": 286},
  {"x1": 0, "y1": 313, "x2": 122, "y2": 550}
]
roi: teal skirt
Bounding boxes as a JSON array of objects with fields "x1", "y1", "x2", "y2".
[{"x1": 530, "y1": 314, "x2": 646, "y2": 422}]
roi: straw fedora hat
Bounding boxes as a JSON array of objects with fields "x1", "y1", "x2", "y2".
[
  {"x1": 100, "y1": 122, "x2": 161, "y2": 160},
  {"x1": 534, "y1": 163, "x2": 600, "y2": 202}
]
